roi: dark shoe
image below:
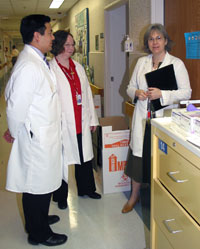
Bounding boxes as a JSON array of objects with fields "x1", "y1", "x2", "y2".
[
  {"x1": 48, "y1": 215, "x2": 60, "y2": 225},
  {"x1": 28, "y1": 236, "x2": 39, "y2": 245},
  {"x1": 79, "y1": 192, "x2": 101, "y2": 199},
  {"x1": 88, "y1": 192, "x2": 101, "y2": 199},
  {"x1": 58, "y1": 200, "x2": 68, "y2": 210},
  {"x1": 28, "y1": 233, "x2": 68, "y2": 246}
]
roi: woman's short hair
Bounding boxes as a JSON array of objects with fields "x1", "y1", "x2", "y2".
[
  {"x1": 51, "y1": 30, "x2": 75, "y2": 56},
  {"x1": 143, "y1": 23, "x2": 173, "y2": 54}
]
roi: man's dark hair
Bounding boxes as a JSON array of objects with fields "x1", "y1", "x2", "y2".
[
  {"x1": 51, "y1": 30, "x2": 75, "y2": 56},
  {"x1": 20, "y1": 14, "x2": 51, "y2": 44}
]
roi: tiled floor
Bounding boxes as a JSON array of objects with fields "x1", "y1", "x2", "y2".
[{"x1": 0, "y1": 79, "x2": 150, "y2": 249}]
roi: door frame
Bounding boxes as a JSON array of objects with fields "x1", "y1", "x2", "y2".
[
  {"x1": 104, "y1": 0, "x2": 128, "y2": 116},
  {"x1": 151, "y1": 0, "x2": 164, "y2": 24}
]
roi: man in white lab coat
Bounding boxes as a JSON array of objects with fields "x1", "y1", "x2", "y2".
[{"x1": 5, "y1": 14, "x2": 67, "y2": 246}]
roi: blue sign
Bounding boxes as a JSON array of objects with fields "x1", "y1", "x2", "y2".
[
  {"x1": 159, "y1": 139, "x2": 167, "y2": 154},
  {"x1": 184, "y1": 31, "x2": 200, "y2": 59}
]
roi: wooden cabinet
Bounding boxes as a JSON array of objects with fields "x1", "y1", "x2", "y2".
[{"x1": 150, "y1": 118, "x2": 200, "y2": 249}]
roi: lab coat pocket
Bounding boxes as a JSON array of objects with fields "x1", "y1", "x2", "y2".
[
  {"x1": 39, "y1": 122, "x2": 59, "y2": 147},
  {"x1": 61, "y1": 113, "x2": 68, "y2": 142},
  {"x1": 61, "y1": 112, "x2": 67, "y2": 128},
  {"x1": 24, "y1": 120, "x2": 32, "y2": 142}
]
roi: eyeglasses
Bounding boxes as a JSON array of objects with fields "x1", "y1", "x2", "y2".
[
  {"x1": 64, "y1": 43, "x2": 75, "y2": 48},
  {"x1": 148, "y1": 36, "x2": 163, "y2": 42}
]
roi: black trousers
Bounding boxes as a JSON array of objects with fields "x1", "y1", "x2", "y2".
[
  {"x1": 53, "y1": 133, "x2": 96, "y2": 202},
  {"x1": 22, "y1": 192, "x2": 53, "y2": 242},
  {"x1": 142, "y1": 121, "x2": 151, "y2": 184}
]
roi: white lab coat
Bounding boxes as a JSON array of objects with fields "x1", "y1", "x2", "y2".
[
  {"x1": 5, "y1": 45, "x2": 63, "y2": 194},
  {"x1": 50, "y1": 58, "x2": 99, "y2": 177},
  {"x1": 127, "y1": 52, "x2": 192, "y2": 157}
]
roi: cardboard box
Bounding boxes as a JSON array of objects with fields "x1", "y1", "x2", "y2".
[
  {"x1": 93, "y1": 116, "x2": 131, "y2": 194},
  {"x1": 93, "y1": 94, "x2": 101, "y2": 117}
]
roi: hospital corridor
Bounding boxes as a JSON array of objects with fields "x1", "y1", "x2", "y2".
[{"x1": 0, "y1": 72, "x2": 150, "y2": 249}]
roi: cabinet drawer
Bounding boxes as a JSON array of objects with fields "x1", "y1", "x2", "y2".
[
  {"x1": 158, "y1": 143, "x2": 200, "y2": 223},
  {"x1": 153, "y1": 180, "x2": 200, "y2": 249},
  {"x1": 154, "y1": 222, "x2": 173, "y2": 249}
]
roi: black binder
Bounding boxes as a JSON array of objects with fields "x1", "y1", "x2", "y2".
[{"x1": 145, "y1": 64, "x2": 177, "y2": 111}]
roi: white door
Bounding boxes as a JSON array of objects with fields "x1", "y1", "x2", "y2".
[{"x1": 104, "y1": 2, "x2": 129, "y2": 117}]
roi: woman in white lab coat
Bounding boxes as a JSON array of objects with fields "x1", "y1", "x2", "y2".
[
  {"x1": 50, "y1": 30, "x2": 101, "y2": 209},
  {"x1": 122, "y1": 23, "x2": 192, "y2": 213}
]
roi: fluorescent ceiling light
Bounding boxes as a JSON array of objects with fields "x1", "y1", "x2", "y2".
[{"x1": 49, "y1": 0, "x2": 64, "y2": 9}]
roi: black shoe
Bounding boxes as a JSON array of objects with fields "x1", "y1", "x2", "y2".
[
  {"x1": 88, "y1": 192, "x2": 101, "y2": 199},
  {"x1": 79, "y1": 192, "x2": 101, "y2": 199},
  {"x1": 48, "y1": 215, "x2": 60, "y2": 225},
  {"x1": 28, "y1": 233, "x2": 68, "y2": 246},
  {"x1": 58, "y1": 200, "x2": 68, "y2": 210},
  {"x1": 28, "y1": 236, "x2": 38, "y2": 245}
]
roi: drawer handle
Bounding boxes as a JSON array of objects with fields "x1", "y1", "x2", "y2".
[
  {"x1": 163, "y1": 219, "x2": 183, "y2": 234},
  {"x1": 167, "y1": 171, "x2": 188, "y2": 183}
]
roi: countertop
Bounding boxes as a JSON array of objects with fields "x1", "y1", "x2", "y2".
[{"x1": 151, "y1": 117, "x2": 200, "y2": 159}]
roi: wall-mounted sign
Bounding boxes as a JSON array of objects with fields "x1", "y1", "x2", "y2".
[
  {"x1": 74, "y1": 8, "x2": 89, "y2": 66},
  {"x1": 184, "y1": 31, "x2": 200, "y2": 59},
  {"x1": 95, "y1": 35, "x2": 99, "y2": 51}
]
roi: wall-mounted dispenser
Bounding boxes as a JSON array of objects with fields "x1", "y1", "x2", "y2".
[{"x1": 124, "y1": 35, "x2": 133, "y2": 52}]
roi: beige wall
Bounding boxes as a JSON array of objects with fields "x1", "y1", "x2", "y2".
[
  {"x1": 52, "y1": 0, "x2": 107, "y2": 88},
  {"x1": 129, "y1": 0, "x2": 151, "y2": 73},
  {"x1": 0, "y1": 32, "x2": 13, "y2": 77},
  {"x1": 52, "y1": 0, "x2": 151, "y2": 88}
]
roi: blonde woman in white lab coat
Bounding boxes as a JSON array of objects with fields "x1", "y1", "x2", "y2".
[
  {"x1": 122, "y1": 23, "x2": 192, "y2": 213},
  {"x1": 50, "y1": 30, "x2": 101, "y2": 210}
]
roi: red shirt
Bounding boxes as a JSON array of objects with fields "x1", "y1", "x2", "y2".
[{"x1": 56, "y1": 58, "x2": 82, "y2": 134}]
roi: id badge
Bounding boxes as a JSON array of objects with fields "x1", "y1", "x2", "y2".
[{"x1": 76, "y1": 94, "x2": 82, "y2": 105}]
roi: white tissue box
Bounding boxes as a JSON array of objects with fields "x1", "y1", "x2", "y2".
[
  {"x1": 193, "y1": 118, "x2": 200, "y2": 137},
  {"x1": 171, "y1": 108, "x2": 186, "y2": 125},
  {"x1": 180, "y1": 111, "x2": 200, "y2": 134}
]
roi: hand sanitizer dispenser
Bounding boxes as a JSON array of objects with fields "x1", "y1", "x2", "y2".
[{"x1": 124, "y1": 35, "x2": 133, "y2": 52}]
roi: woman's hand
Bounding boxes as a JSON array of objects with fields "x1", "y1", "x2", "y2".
[
  {"x1": 147, "y1": 87, "x2": 162, "y2": 100},
  {"x1": 135, "y1": 89, "x2": 148, "y2": 101},
  {"x1": 90, "y1": 126, "x2": 97, "y2": 133}
]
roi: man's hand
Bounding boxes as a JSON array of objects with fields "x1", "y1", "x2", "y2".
[{"x1": 3, "y1": 129, "x2": 14, "y2": 143}]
